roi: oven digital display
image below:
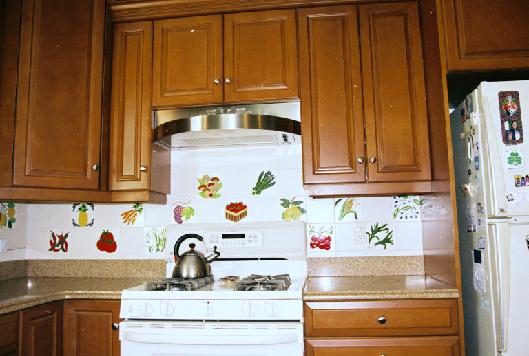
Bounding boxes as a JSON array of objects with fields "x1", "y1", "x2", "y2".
[{"x1": 221, "y1": 233, "x2": 245, "y2": 239}]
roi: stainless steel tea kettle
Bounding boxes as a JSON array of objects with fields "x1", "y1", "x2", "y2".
[{"x1": 172, "y1": 234, "x2": 220, "y2": 279}]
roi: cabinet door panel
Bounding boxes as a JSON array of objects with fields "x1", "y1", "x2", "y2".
[
  {"x1": 442, "y1": 0, "x2": 529, "y2": 71},
  {"x1": 224, "y1": 10, "x2": 298, "y2": 103},
  {"x1": 0, "y1": 311, "x2": 18, "y2": 355},
  {"x1": 63, "y1": 300, "x2": 120, "y2": 356},
  {"x1": 20, "y1": 302, "x2": 62, "y2": 356},
  {"x1": 298, "y1": 6, "x2": 366, "y2": 184},
  {"x1": 13, "y1": 0, "x2": 104, "y2": 189},
  {"x1": 360, "y1": 2, "x2": 431, "y2": 182},
  {"x1": 305, "y1": 337, "x2": 460, "y2": 356},
  {"x1": 110, "y1": 22, "x2": 152, "y2": 191},
  {"x1": 153, "y1": 15, "x2": 222, "y2": 107}
]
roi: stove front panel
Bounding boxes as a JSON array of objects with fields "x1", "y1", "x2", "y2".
[{"x1": 120, "y1": 298, "x2": 303, "y2": 321}]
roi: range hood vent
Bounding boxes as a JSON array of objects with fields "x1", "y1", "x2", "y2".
[{"x1": 153, "y1": 102, "x2": 301, "y2": 150}]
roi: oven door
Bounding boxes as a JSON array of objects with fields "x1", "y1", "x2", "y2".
[{"x1": 120, "y1": 321, "x2": 304, "y2": 356}]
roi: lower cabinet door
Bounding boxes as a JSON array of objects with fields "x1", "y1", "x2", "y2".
[
  {"x1": 20, "y1": 302, "x2": 62, "y2": 356},
  {"x1": 305, "y1": 336, "x2": 460, "y2": 356},
  {"x1": 63, "y1": 300, "x2": 120, "y2": 356}
]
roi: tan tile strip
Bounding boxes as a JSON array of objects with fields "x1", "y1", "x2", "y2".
[
  {"x1": 307, "y1": 256, "x2": 425, "y2": 277},
  {"x1": 24, "y1": 259, "x2": 166, "y2": 278},
  {"x1": 0, "y1": 260, "x2": 27, "y2": 281}
]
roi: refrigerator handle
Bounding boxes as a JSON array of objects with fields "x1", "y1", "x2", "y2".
[{"x1": 489, "y1": 223, "x2": 511, "y2": 352}]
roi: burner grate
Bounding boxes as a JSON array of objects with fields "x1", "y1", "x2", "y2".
[
  {"x1": 146, "y1": 275, "x2": 214, "y2": 291},
  {"x1": 234, "y1": 274, "x2": 291, "y2": 291}
]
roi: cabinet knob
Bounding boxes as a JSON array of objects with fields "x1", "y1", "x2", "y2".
[
  {"x1": 112, "y1": 322, "x2": 119, "y2": 330},
  {"x1": 140, "y1": 165, "x2": 148, "y2": 172},
  {"x1": 369, "y1": 156, "x2": 377, "y2": 164},
  {"x1": 213, "y1": 78, "x2": 220, "y2": 85},
  {"x1": 92, "y1": 164, "x2": 100, "y2": 172},
  {"x1": 224, "y1": 77, "x2": 231, "y2": 84},
  {"x1": 377, "y1": 316, "x2": 387, "y2": 324},
  {"x1": 357, "y1": 157, "x2": 365, "y2": 164}
]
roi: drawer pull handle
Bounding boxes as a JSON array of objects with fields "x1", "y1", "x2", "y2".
[
  {"x1": 112, "y1": 322, "x2": 119, "y2": 330},
  {"x1": 380, "y1": 354, "x2": 387, "y2": 356},
  {"x1": 377, "y1": 316, "x2": 387, "y2": 324}
]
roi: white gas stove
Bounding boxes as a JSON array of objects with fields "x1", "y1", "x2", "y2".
[{"x1": 120, "y1": 222, "x2": 307, "y2": 356}]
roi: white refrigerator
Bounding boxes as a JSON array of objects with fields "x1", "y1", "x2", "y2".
[{"x1": 451, "y1": 80, "x2": 529, "y2": 356}]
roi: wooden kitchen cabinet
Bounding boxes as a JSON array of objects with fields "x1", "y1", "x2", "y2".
[
  {"x1": 19, "y1": 301, "x2": 62, "y2": 356},
  {"x1": 299, "y1": 2, "x2": 433, "y2": 196},
  {"x1": 304, "y1": 299, "x2": 460, "y2": 356},
  {"x1": 440, "y1": 0, "x2": 529, "y2": 71},
  {"x1": 152, "y1": 9, "x2": 298, "y2": 108},
  {"x1": 13, "y1": 0, "x2": 105, "y2": 190},
  {"x1": 305, "y1": 336, "x2": 460, "y2": 356},
  {"x1": 0, "y1": 311, "x2": 19, "y2": 356},
  {"x1": 110, "y1": 21, "x2": 169, "y2": 195},
  {"x1": 63, "y1": 300, "x2": 120, "y2": 356}
]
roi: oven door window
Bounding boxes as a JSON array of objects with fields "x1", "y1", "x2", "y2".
[{"x1": 120, "y1": 321, "x2": 304, "y2": 356}]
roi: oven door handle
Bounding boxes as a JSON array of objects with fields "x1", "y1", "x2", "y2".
[{"x1": 124, "y1": 331, "x2": 299, "y2": 345}]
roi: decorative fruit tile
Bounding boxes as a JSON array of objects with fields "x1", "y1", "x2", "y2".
[
  {"x1": 280, "y1": 197, "x2": 306, "y2": 221},
  {"x1": 0, "y1": 202, "x2": 16, "y2": 229},
  {"x1": 307, "y1": 224, "x2": 335, "y2": 257},
  {"x1": 121, "y1": 203, "x2": 144, "y2": 226},
  {"x1": 392, "y1": 195, "x2": 424, "y2": 221},
  {"x1": 173, "y1": 202, "x2": 195, "y2": 224},
  {"x1": 96, "y1": 230, "x2": 117, "y2": 253},
  {"x1": 197, "y1": 175, "x2": 222, "y2": 199},
  {"x1": 71, "y1": 203, "x2": 95, "y2": 227},
  {"x1": 334, "y1": 198, "x2": 363, "y2": 222},
  {"x1": 144, "y1": 226, "x2": 168, "y2": 255},
  {"x1": 365, "y1": 222, "x2": 394, "y2": 250},
  {"x1": 225, "y1": 201, "x2": 248, "y2": 223},
  {"x1": 48, "y1": 231, "x2": 69, "y2": 253}
]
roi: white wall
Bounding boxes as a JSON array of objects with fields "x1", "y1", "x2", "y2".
[{"x1": 0, "y1": 145, "x2": 424, "y2": 260}]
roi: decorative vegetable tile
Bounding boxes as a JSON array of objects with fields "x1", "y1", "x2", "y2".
[
  {"x1": 121, "y1": 203, "x2": 144, "y2": 226},
  {"x1": 145, "y1": 227, "x2": 168, "y2": 254},
  {"x1": 173, "y1": 202, "x2": 195, "y2": 224},
  {"x1": 392, "y1": 195, "x2": 424, "y2": 221},
  {"x1": 72, "y1": 203, "x2": 94, "y2": 227},
  {"x1": 280, "y1": 197, "x2": 306, "y2": 221},
  {"x1": 49, "y1": 231, "x2": 69, "y2": 253},
  {"x1": 225, "y1": 202, "x2": 248, "y2": 223},
  {"x1": 96, "y1": 230, "x2": 117, "y2": 253},
  {"x1": 334, "y1": 198, "x2": 361, "y2": 222},
  {"x1": 197, "y1": 175, "x2": 222, "y2": 199},
  {"x1": 0, "y1": 203, "x2": 16, "y2": 229},
  {"x1": 366, "y1": 223, "x2": 394, "y2": 250},
  {"x1": 307, "y1": 224, "x2": 335, "y2": 257},
  {"x1": 252, "y1": 171, "x2": 276, "y2": 196}
]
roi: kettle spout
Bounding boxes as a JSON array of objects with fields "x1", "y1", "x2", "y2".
[{"x1": 205, "y1": 245, "x2": 221, "y2": 263}]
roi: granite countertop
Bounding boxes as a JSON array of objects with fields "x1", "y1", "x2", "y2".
[
  {"x1": 0, "y1": 277, "x2": 148, "y2": 315},
  {"x1": 303, "y1": 275, "x2": 459, "y2": 300}
]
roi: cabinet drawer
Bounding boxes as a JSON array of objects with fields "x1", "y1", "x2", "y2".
[
  {"x1": 304, "y1": 299, "x2": 458, "y2": 337},
  {"x1": 306, "y1": 336, "x2": 460, "y2": 356},
  {"x1": 0, "y1": 311, "x2": 18, "y2": 354}
]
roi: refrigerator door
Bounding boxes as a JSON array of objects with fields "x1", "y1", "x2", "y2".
[
  {"x1": 489, "y1": 220, "x2": 529, "y2": 356},
  {"x1": 478, "y1": 81, "x2": 529, "y2": 217}
]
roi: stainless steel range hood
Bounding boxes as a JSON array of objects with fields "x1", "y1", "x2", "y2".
[{"x1": 153, "y1": 102, "x2": 301, "y2": 150}]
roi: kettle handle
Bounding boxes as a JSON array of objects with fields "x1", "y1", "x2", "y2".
[{"x1": 174, "y1": 234, "x2": 204, "y2": 259}]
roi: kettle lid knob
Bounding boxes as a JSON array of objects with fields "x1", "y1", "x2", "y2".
[{"x1": 189, "y1": 243, "x2": 196, "y2": 250}]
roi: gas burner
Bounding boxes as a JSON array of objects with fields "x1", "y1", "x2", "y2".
[
  {"x1": 146, "y1": 275, "x2": 214, "y2": 291},
  {"x1": 234, "y1": 274, "x2": 291, "y2": 291}
]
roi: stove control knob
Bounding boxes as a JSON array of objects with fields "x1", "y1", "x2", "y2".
[{"x1": 241, "y1": 301, "x2": 251, "y2": 317}]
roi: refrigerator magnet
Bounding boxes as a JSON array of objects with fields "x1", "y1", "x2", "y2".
[
  {"x1": 506, "y1": 149, "x2": 524, "y2": 170},
  {"x1": 477, "y1": 236, "x2": 486, "y2": 249},
  {"x1": 499, "y1": 91, "x2": 523, "y2": 145},
  {"x1": 526, "y1": 235, "x2": 529, "y2": 250},
  {"x1": 514, "y1": 174, "x2": 529, "y2": 187}
]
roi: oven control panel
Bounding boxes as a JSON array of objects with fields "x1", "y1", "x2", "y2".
[{"x1": 205, "y1": 231, "x2": 263, "y2": 248}]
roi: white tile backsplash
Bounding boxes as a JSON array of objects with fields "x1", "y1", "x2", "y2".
[{"x1": 1, "y1": 145, "x2": 425, "y2": 260}]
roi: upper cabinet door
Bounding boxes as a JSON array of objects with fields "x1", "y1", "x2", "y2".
[
  {"x1": 442, "y1": 0, "x2": 529, "y2": 71},
  {"x1": 13, "y1": 0, "x2": 105, "y2": 189},
  {"x1": 298, "y1": 6, "x2": 366, "y2": 184},
  {"x1": 224, "y1": 10, "x2": 298, "y2": 103},
  {"x1": 153, "y1": 15, "x2": 223, "y2": 107},
  {"x1": 360, "y1": 2, "x2": 431, "y2": 183},
  {"x1": 110, "y1": 21, "x2": 152, "y2": 191}
]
